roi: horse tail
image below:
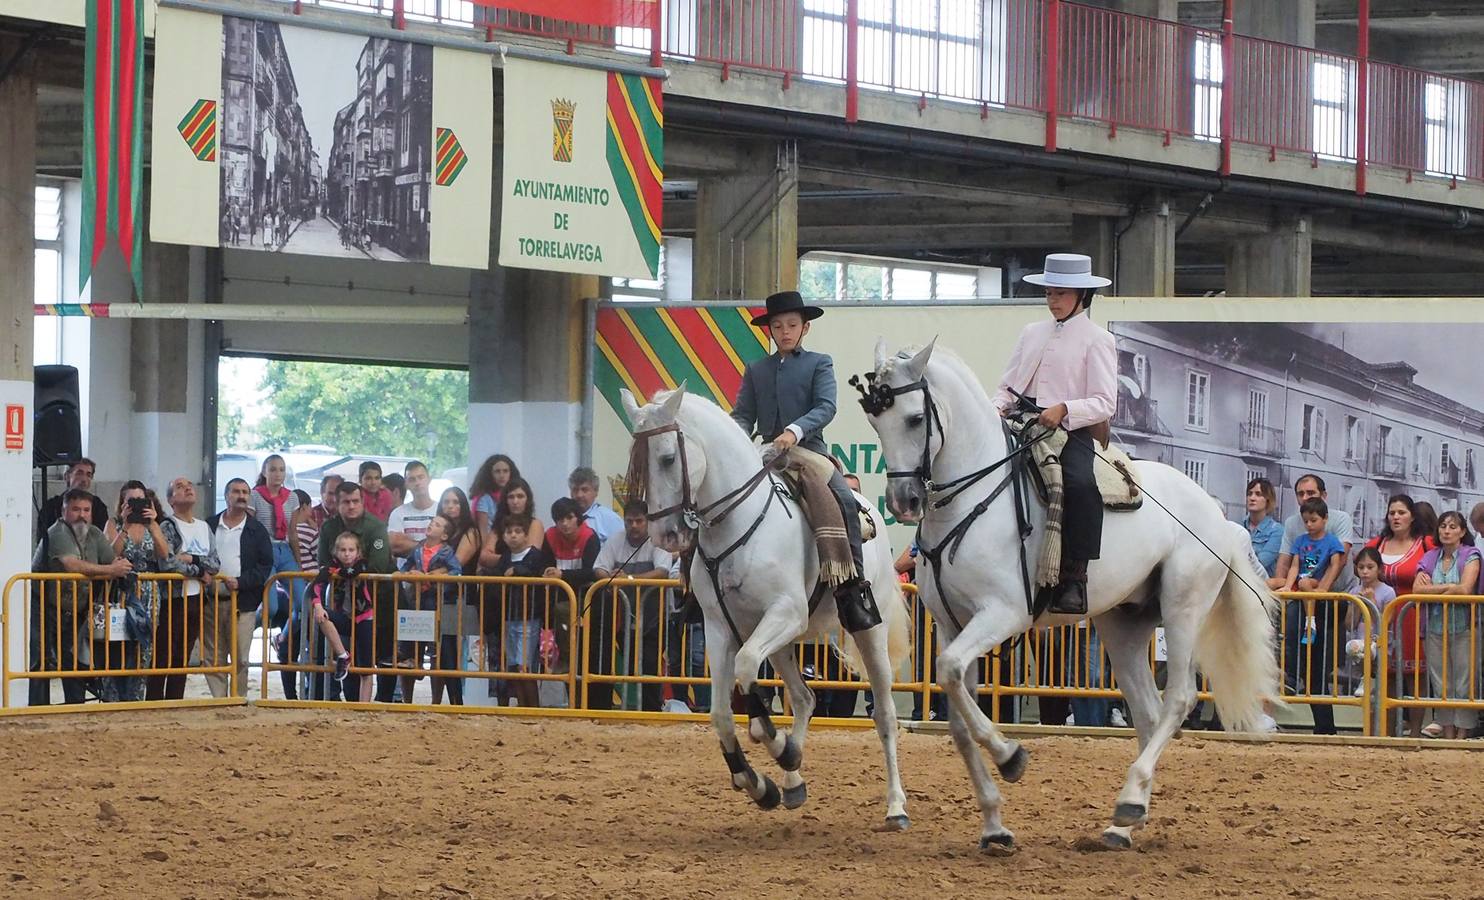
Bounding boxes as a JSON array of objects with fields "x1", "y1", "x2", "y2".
[{"x1": 1194, "y1": 522, "x2": 1284, "y2": 731}]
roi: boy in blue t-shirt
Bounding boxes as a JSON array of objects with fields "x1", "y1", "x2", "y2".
[{"x1": 1282, "y1": 497, "x2": 1346, "y2": 592}]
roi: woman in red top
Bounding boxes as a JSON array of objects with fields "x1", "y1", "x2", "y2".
[{"x1": 1365, "y1": 494, "x2": 1433, "y2": 737}]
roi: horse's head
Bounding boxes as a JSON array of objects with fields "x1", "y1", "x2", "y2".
[
  {"x1": 622, "y1": 383, "x2": 707, "y2": 552},
  {"x1": 855, "y1": 338, "x2": 940, "y2": 525}
]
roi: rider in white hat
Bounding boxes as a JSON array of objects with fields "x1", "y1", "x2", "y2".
[{"x1": 992, "y1": 253, "x2": 1118, "y2": 615}]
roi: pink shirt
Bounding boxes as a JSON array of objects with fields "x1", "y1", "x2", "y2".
[
  {"x1": 362, "y1": 487, "x2": 395, "y2": 523},
  {"x1": 992, "y1": 311, "x2": 1117, "y2": 431}
]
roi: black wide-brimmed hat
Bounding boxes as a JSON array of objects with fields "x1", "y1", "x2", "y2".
[{"x1": 751, "y1": 291, "x2": 825, "y2": 327}]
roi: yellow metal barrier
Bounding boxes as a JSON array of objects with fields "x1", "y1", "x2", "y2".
[
  {"x1": 914, "y1": 590, "x2": 1374, "y2": 735},
  {"x1": 260, "y1": 572, "x2": 579, "y2": 708},
  {"x1": 1380, "y1": 593, "x2": 1484, "y2": 736},
  {"x1": 3, "y1": 572, "x2": 241, "y2": 710},
  {"x1": 580, "y1": 579, "x2": 930, "y2": 716}
]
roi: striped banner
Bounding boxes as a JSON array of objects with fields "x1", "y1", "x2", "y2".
[
  {"x1": 34, "y1": 304, "x2": 112, "y2": 318},
  {"x1": 82, "y1": 0, "x2": 146, "y2": 296},
  {"x1": 176, "y1": 99, "x2": 217, "y2": 162},
  {"x1": 435, "y1": 126, "x2": 468, "y2": 187},
  {"x1": 604, "y1": 72, "x2": 663, "y2": 279},
  {"x1": 594, "y1": 306, "x2": 767, "y2": 426}
]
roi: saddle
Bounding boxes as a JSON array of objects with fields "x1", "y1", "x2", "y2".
[
  {"x1": 1006, "y1": 412, "x2": 1143, "y2": 596},
  {"x1": 769, "y1": 446, "x2": 877, "y2": 544}
]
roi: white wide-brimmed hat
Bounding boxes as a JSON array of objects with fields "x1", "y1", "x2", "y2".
[{"x1": 1023, "y1": 253, "x2": 1111, "y2": 289}]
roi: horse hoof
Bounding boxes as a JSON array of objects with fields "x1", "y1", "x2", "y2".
[
  {"x1": 776, "y1": 736, "x2": 803, "y2": 772},
  {"x1": 782, "y1": 782, "x2": 807, "y2": 810},
  {"x1": 978, "y1": 832, "x2": 1016, "y2": 855},
  {"x1": 1112, "y1": 802, "x2": 1148, "y2": 827},
  {"x1": 997, "y1": 744, "x2": 1030, "y2": 783},
  {"x1": 754, "y1": 775, "x2": 782, "y2": 811},
  {"x1": 1101, "y1": 829, "x2": 1133, "y2": 851},
  {"x1": 881, "y1": 815, "x2": 911, "y2": 832}
]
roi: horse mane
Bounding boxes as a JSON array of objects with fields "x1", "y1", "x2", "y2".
[
  {"x1": 625, "y1": 388, "x2": 752, "y2": 505},
  {"x1": 879, "y1": 343, "x2": 996, "y2": 411}
]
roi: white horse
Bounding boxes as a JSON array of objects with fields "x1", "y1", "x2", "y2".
[
  {"x1": 620, "y1": 385, "x2": 915, "y2": 829},
  {"x1": 860, "y1": 340, "x2": 1280, "y2": 850}
]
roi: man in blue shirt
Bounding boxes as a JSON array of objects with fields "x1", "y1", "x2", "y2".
[{"x1": 569, "y1": 466, "x2": 624, "y2": 544}]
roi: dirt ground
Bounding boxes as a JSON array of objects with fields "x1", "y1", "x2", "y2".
[{"x1": 1, "y1": 709, "x2": 1479, "y2": 899}]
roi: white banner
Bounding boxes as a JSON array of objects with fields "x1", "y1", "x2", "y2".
[
  {"x1": 499, "y1": 57, "x2": 663, "y2": 280},
  {"x1": 396, "y1": 609, "x2": 438, "y2": 644}
]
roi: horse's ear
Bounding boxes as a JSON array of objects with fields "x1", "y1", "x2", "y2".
[
  {"x1": 658, "y1": 381, "x2": 686, "y2": 420},
  {"x1": 619, "y1": 389, "x2": 642, "y2": 425},
  {"x1": 905, "y1": 337, "x2": 937, "y2": 378},
  {"x1": 873, "y1": 337, "x2": 889, "y2": 372}
]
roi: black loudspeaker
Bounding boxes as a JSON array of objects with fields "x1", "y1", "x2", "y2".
[{"x1": 34, "y1": 365, "x2": 82, "y2": 468}]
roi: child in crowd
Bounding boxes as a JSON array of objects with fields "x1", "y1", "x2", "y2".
[
  {"x1": 1347, "y1": 547, "x2": 1396, "y2": 734},
  {"x1": 1283, "y1": 498, "x2": 1346, "y2": 593},
  {"x1": 398, "y1": 514, "x2": 463, "y2": 704},
  {"x1": 309, "y1": 531, "x2": 374, "y2": 702},
  {"x1": 542, "y1": 497, "x2": 601, "y2": 677},
  {"x1": 359, "y1": 461, "x2": 395, "y2": 523},
  {"x1": 492, "y1": 515, "x2": 546, "y2": 708}
]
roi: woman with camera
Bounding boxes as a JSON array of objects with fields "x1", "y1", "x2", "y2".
[{"x1": 100, "y1": 482, "x2": 172, "y2": 702}]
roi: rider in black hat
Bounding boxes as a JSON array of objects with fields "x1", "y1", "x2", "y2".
[{"x1": 731, "y1": 291, "x2": 881, "y2": 633}]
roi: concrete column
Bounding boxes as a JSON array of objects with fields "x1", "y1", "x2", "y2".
[
  {"x1": 1070, "y1": 214, "x2": 1116, "y2": 281},
  {"x1": 128, "y1": 240, "x2": 205, "y2": 491},
  {"x1": 693, "y1": 143, "x2": 798, "y2": 301},
  {"x1": 1225, "y1": 216, "x2": 1312, "y2": 298},
  {"x1": 0, "y1": 36, "x2": 37, "y2": 707},
  {"x1": 1115, "y1": 197, "x2": 1175, "y2": 296},
  {"x1": 468, "y1": 160, "x2": 598, "y2": 509}
]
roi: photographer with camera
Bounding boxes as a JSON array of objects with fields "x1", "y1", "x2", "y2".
[{"x1": 99, "y1": 481, "x2": 172, "y2": 702}]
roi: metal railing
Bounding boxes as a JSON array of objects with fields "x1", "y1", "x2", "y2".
[
  {"x1": 264, "y1": 0, "x2": 1484, "y2": 189},
  {"x1": 1378, "y1": 594, "x2": 1484, "y2": 734},
  {"x1": 1239, "y1": 423, "x2": 1285, "y2": 458},
  {"x1": 3, "y1": 573, "x2": 241, "y2": 709},
  {"x1": 259, "y1": 572, "x2": 580, "y2": 707}
]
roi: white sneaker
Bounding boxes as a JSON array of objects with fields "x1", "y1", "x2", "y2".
[
  {"x1": 1422, "y1": 722, "x2": 1444, "y2": 738},
  {"x1": 662, "y1": 698, "x2": 692, "y2": 714},
  {"x1": 1110, "y1": 708, "x2": 1129, "y2": 728},
  {"x1": 1064, "y1": 713, "x2": 1075, "y2": 726},
  {"x1": 1256, "y1": 713, "x2": 1278, "y2": 733}
]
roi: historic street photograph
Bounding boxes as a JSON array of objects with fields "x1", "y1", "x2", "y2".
[{"x1": 219, "y1": 17, "x2": 432, "y2": 262}]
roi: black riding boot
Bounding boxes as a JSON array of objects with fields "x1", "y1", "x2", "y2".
[
  {"x1": 1048, "y1": 559, "x2": 1089, "y2": 616},
  {"x1": 835, "y1": 578, "x2": 881, "y2": 633}
]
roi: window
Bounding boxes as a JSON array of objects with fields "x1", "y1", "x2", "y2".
[
  {"x1": 1132, "y1": 353, "x2": 1150, "y2": 396},
  {"x1": 1185, "y1": 370, "x2": 1210, "y2": 432},
  {"x1": 1441, "y1": 441, "x2": 1452, "y2": 475},
  {"x1": 1247, "y1": 389, "x2": 1268, "y2": 429},
  {"x1": 1425, "y1": 77, "x2": 1468, "y2": 179},
  {"x1": 1246, "y1": 467, "x2": 1267, "y2": 487},
  {"x1": 1312, "y1": 58, "x2": 1357, "y2": 160},
  {"x1": 1344, "y1": 415, "x2": 1364, "y2": 462},
  {"x1": 1300, "y1": 404, "x2": 1327, "y2": 458},
  {"x1": 1182, "y1": 457, "x2": 1208, "y2": 490},
  {"x1": 801, "y1": 0, "x2": 997, "y2": 103},
  {"x1": 798, "y1": 252, "x2": 1000, "y2": 303},
  {"x1": 1468, "y1": 449, "x2": 1477, "y2": 489},
  {"x1": 1413, "y1": 435, "x2": 1429, "y2": 477},
  {"x1": 1192, "y1": 35, "x2": 1222, "y2": 141}
]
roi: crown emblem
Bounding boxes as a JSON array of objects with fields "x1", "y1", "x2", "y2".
[{"x1": 551, "y1": 98, "x2": 576, "y2": 163}]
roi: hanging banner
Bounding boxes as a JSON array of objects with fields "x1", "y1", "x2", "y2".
[
  {"x1": 499, "y1": 57, "x2": 663, "y2": 281},
  {"x1": 149, "y1": 9, "x2": 492, "y2": 269}
]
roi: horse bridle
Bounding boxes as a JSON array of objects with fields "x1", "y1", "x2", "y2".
[{"x1": 631, "y1": 421, "x2": 777, "y2": 531}]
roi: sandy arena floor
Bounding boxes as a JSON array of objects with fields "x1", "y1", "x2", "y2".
[{"x1": 0, "y1": 708, "x2": 1478, "y2": 899}]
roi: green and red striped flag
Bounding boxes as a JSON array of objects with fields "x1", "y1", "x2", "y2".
[
  {"x1": 435, "y1": 127, "x2": 467, "y2": 187},
  {"x1": 82, "y1": 0, "x2": 146, "y2": 297},
  {"x1": 472, "y1": 0, "x2": 656, "y2": 28}
]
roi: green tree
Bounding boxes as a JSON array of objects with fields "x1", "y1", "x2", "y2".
[
  {"x1": 218, "y1": 393, "x2": 245, "y2": 449},
  {"x1": 254, "y1": 361, "x2": 469, "y2": 473}
]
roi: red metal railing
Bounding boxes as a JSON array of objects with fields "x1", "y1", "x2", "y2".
[{"x1": 270, "y1": 0, "x2": 1484, "y2": 190}]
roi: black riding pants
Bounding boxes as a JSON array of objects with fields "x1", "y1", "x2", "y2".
[{"x1": 1060, "y1": 427, "x2": 1103, "y2": 563}]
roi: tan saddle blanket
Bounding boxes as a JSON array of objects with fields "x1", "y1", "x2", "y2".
[
  {"x1": 771, "y1": 446, "x2": 877, "y2": 544},
  {"x1": 1026, "y1": 424, "x2": 1144, "y2": 512}
]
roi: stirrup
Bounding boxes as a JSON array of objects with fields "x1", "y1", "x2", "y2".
[
  {"x1": 835, "y1": 579, "x2": 882, "y2": 633},
  {"x1": 1047, "y1": 580, "x2": 1087, "y2": 616}
]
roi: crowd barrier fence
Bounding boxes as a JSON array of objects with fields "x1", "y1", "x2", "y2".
[
  {"x1": 0, "y1": 570, "x2": 1417, "y2": 738},
  {"x1": 2, "y1": 572, "x2": 241, "y2": 710},
  {"x1": 1378, "y1": 594, "x2": 1484, "y2": 731},
  {"x1": 258, "y1": 572, "x2": 581, "y2": 708}
]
